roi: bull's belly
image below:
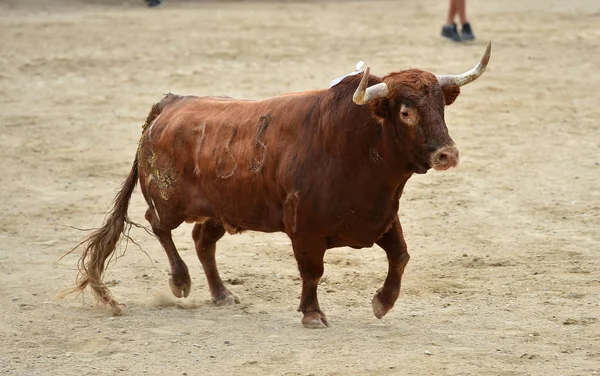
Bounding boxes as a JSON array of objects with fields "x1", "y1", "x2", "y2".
[
  {"x1": 320, "y1": 209, "x2": 398, "y2": 249},
  {"x1": 217, "y1": 214, "x2": 284, "y2": 234},
  {"x1": 182, "y1": 212, "x2": 283, "y2": 234},
  {"x1": 182, "y1": 202, "x2": 393, "y2": 248},
  {"x1": 182, "y1": 194, "x2": 286, "y2": 234},
  {"x1": 326, "y1": 237, "x2": 376, "y2": 249},
  {"x1": 176, "y1": 176, "x2": 398, "y2": 247},
  {"x1": 324, "y1": 226, "x2": 387, "y2": 249}
]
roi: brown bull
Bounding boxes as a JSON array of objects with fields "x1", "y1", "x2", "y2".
[{"x1": 66, "y1": 42, "x2": 491, "y2": 328}]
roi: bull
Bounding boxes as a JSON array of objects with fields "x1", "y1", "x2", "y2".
[{"x1": 65, "y1": 42, "x2": 491, "y2": 328}]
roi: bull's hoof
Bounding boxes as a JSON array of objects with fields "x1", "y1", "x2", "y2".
[
  {"x1": 213, "y1": 292, "x2": 240, "y2": 306},
  {"x1": 169, "y1": 277, "x2": 191, "y2": 298},
  {"x1": 302, "y1": 311, "x2": 329, "y2": 329},
  {"x1": 372, "y1": 291, "x2": 392, "y2": 319}
]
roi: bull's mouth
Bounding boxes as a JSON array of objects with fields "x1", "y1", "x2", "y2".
[
  {"x1": 432, "y1": 163, "x2": 455, "y2": 172},
  {"x1": 412, "y1": 161, "x2": 430, "y2": 174}
]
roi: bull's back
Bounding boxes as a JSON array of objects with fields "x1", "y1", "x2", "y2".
[{"x1": 138, "y1": 95, "x2": 317, "y2": 232}]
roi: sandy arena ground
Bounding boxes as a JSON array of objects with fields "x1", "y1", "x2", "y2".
[{"x1": 1, "y1": 0, "x2": 599, "y2": 374}]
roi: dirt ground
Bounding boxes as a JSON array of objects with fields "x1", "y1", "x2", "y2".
[{"x1": 1, "y1": 0, "x2": 599, "y2": 374}]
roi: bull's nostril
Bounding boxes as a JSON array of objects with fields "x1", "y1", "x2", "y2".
[
  {"x1": 431, "y1": 147, "x2": 459, "y2": 171},
  {"x1": 435, "y1": 153, "x2": 449, "y2": 166}
]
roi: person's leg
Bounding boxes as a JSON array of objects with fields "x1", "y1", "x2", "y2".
[
  {"x1": 446, "y1": 0, "x2": 457, "y2": 24},
  {"x1": 456, "y1": 0, "x2": 476, "y2": 41},
  {"x1": 441, "y1": 0, "x2": 462, "y2": 42},
  {"x1": 455, "y1": 0, "x2": 467, "y2": 24}
]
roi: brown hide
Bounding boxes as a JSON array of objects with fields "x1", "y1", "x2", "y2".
[
  {"x1": 67, "y1": 68, "x2": 466, "y2": 325},
  {"x1": 137, "y1": 73, "x2": 427, "y2": 249}
]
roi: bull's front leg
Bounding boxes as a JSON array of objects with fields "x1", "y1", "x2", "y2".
[
  {"x1": 372, "y1": 216, "x2": 410, "y2": 319},
  {"x1": 290, "y1": 237, "x2": 329, "y2": 329}
]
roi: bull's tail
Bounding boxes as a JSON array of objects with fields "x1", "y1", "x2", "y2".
[
  {"x1": 59, "y1": 154, "x2": 139, "y2": 315},
  {"x1": 60, "y1": 95, "x2": 181, "y2": 315}
]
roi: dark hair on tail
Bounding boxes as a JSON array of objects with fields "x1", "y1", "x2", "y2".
[
  {"x1": 58, "y1": 94, "x2": 184, "y2": 314},
  {"x1": 59, "y1": 155, "x2": 139, "y2": 315}
]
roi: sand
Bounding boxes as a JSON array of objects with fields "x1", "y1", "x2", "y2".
[{"x1": 0, "y1": 0, "x2": 599, "y2": 374}]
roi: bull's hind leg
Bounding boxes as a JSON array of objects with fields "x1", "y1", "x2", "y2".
[
  {"x1": 192, "y1": 218, "x2": 239, "y2": 306},
  {"x1": 291, "y1": 237, "x2": 328, "y2": 329},
  {"x1": 372, "y1": 216, "x2": 410, "y2": 319},
  {"x1": 145, "y1": 208, "x2": 191, "y2": 298}
]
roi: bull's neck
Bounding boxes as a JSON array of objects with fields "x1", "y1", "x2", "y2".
[{"x1": 314, "y1": 100, "x2": 412, "y2": 185}]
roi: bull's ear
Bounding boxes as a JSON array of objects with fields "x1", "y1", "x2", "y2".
[
  {"x1": 442, "y1": 85, "x2": 461, "y2": 106},
  {"x1": 370, "y1": 98, "x2": 391, "y2": 120}
]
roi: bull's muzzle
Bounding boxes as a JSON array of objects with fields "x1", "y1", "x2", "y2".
[{"x1": 430, "y1": 146, "x2": 459, "y2": 171}]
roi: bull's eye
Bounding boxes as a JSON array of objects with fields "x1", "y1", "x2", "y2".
[{"x1": 399, "y1": 104, "x2": 418, "y2": 126}]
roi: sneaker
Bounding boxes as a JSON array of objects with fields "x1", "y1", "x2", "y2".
[
  {"x1": 461, "y1": 22, "x2": 475, "y2": 41},
  {"x1": 145, "y1": 0, "x2": 162, "y2": 7},
  {"x1": 441, "y1": 24, "x2": 462, "y2": 42}
]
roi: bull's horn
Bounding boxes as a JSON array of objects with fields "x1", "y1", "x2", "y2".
[
  {"x1": 353, "y1": 67, "x2": 389, "y2": 105},
  {"x1": 436, "y1": 41, "x2": 492, "y2": 87}
]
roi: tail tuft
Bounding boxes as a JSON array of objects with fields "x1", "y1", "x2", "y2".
[{"x1": 59, "y1": 155, "x2": 139, "y2": 315}]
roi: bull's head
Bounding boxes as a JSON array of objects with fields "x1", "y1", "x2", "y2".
[{"x1": 353, "y1": 42, "x2": 491, "y2": 174}]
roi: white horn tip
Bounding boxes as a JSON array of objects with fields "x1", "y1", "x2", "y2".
[{"x1": 481, "y1": 41, "x2": 492, "y2": 68}]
